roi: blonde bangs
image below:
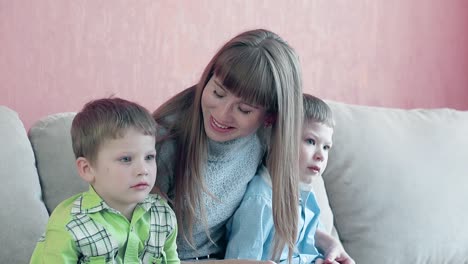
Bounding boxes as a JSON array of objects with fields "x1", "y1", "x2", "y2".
[{"x1": 213, "y1": 47, "x2": 277, "y2": 112}]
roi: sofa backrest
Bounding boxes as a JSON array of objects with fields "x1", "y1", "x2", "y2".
[
  {"x1": 325, "y1": 101, "x2": 468, "y2": 264},
  {"x1": 28, "y1": 112, "x2": 87, "y2": 213}
]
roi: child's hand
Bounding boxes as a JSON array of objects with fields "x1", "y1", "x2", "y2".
[
  {"x1": 315, "y1": 230, "x2": 355, "y2": 264},
  {"x1": 314, "y1": 258, "x2": 324, "y2": 264},
  {"x1": 314, "y1": 258, "x2": 325, "y2": 264},
  {"x1": 322, "y1": 246, "x2": 355, "y2": 264}
]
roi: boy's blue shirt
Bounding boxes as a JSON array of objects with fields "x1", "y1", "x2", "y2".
[{"x1": 225, "y1": 166, "x2": 323, "y2": 263}]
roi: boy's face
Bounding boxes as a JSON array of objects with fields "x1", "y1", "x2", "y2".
[
  {"x1": 86, "y1": 128, "x2": 156, "y2": 214},
  {"x1": 299, "y1": 120, "x2": 333, "y2": 184}
]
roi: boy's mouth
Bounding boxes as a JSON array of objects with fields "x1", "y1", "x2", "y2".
[
  {"x1": 131, "y1": 182, "x2": 149, "y2": 190},
  {"x1": 309, "y1": 166, "x2": 321, "y2": 173}
]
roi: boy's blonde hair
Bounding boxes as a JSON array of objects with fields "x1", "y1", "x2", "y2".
[
  {"x1": 71, "y1": 97, "x2": 156, "y2": 165},
  {"x1": 303, "y1": 93, "x2": 335, "y2": 128},
  {"x1": 154, "y1": 29, "x2": 302, "y2": 261}
]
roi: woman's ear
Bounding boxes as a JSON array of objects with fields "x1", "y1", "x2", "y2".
[
  {"x1": 76, "y1": 157, "x2": 95, "y2": 184},
  {"x1": 264, "y1": 113, "x2": 277, "y2": 128}
]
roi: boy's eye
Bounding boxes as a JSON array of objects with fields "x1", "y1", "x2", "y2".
[
  {"x1": 306, "y1": 138, "x2": 315, "y2": 145},
  {"x1": 145, "y1": 154, "x2": 156, "y2": 161},
  {"x1": 324, "y1": 145, "x2": 331, "y2": 151},
  {"x1": 119, "y1": 156, "x2": 132, "y2": 163}
]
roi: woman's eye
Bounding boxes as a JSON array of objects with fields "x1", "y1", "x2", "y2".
[
  {"x1": 306, "y1": 138, "x2": 315, "y2": 145},
  {"x1": 213, "y1": 89, "x2": 224, "y2": 98},
  {"x1": 238, "y1": 107, "x2": 252, "y2": 114},
  {"x1": 145, "y1": 154, "x2": 156, "y2": 161},
  {"x1": 119, "y1": 156, "x2": 132, "y2": 163}
]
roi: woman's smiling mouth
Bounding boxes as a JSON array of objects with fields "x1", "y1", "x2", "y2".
[{"x1": 210, "y1": 116, "x2": 233, "y2": 132}]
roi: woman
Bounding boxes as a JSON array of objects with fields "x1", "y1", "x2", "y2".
[{"x1": 153, "y1": 29, "x2": 302, "y2": 263}]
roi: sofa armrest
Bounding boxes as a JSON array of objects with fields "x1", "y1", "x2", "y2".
[{"x1": 0, "y1": 106, "x2": 49, "y2": 263}]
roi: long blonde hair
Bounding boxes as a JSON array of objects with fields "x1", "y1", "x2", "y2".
[{"x1": 153, "y1": 29, "x2": 302, "y2": 261}]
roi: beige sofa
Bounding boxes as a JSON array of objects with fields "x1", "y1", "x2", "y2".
[{"x1": 1, "y1": 102, "x2": 468, "y2": 264}]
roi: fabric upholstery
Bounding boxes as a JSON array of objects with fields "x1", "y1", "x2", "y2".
[
  {"x1": 324, "y1": 101, "x2": 468, "y2": 264},
  {"x1": 28, "y1": 112, "x2": 86, "y2": 213},
  {"x1": 0, "y1": 106, "x2": 49, "y2": 264}
]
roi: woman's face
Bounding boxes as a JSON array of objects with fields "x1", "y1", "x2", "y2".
[{"x1": 201, "y1": 76, "x2": 268, "y2": 142}]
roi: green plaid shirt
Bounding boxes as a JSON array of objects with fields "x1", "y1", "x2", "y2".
[{"x1": 30, "y1": 186, "x2": 179, "y2": 264}]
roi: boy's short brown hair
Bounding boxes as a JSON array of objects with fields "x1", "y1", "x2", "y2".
[
  {"x1": 71, "y1": 97, "x2": 156, "y2": 165},
  {"x1": 303, "y1": 93, "x2": 335, "y2": 128}
]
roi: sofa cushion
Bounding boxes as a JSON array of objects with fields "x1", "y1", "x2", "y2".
[
  {"x1": 28, "y1": 112, "x2": 87, "y2": 213},
  {"x1": 325, "y1": 102, "x2": 468, "y2": 264},
  {"x1": 0, "y1": 106, "x2": 50, "y2": 264}
]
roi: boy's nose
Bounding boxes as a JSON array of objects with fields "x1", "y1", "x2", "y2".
[
  {"x1": 314, "y1": 150, "x2": 324, "y2": 161},
  {"x1": 136, "y1": 162, "x2": 149, "y2": 176}
]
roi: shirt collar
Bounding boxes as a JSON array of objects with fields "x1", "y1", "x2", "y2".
[{"x1": 73, "y1": 185, "x2": 158, "y2": 215}]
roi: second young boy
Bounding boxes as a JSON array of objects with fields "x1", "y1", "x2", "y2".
[{"x1": 225, "y1": 94, "x2": 354, "y2": 264}]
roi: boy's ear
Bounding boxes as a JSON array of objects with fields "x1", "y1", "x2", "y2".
[
  {"x1": 264, "y1": 113, "x2": 277, "y2": 128},
  {"x1": 76, "y1": 157, "x2": 95, "y2": 184}
]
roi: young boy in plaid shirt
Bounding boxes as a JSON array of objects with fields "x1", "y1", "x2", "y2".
[{"x1": 30, "y1": 98, "x2": 179, "y2": 264}]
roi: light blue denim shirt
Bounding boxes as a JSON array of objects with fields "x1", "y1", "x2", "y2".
[{"x1": 225, "y1": 166, "x2": 323, "y2": 263}]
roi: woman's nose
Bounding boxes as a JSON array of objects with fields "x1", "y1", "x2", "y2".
[{"x1": 218, "y1": 102, "x2": 234, "y2": 120}]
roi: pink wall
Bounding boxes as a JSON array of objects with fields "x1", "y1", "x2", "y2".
[{"x1": 1, "y1": 0, "x2": 468, "y2": 129}]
